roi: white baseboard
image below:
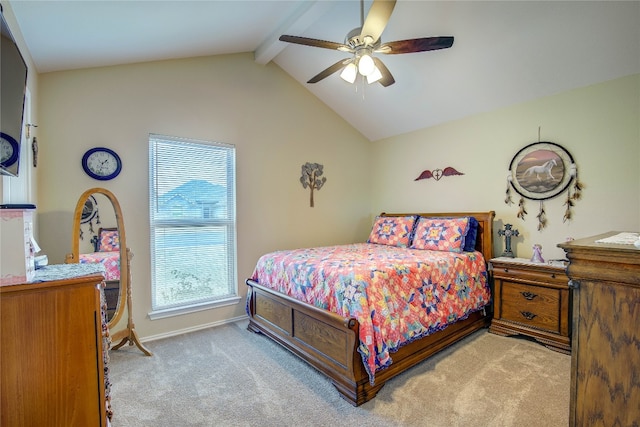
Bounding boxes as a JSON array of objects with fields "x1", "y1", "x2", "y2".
[{"x1": 139, "y1": 314, "x2": 249, "y2": 343}]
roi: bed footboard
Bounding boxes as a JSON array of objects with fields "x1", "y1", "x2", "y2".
[
  {"x1": 246, "y1": 278, "x2": 489, "y2": 406},
  {"x1": 246, "y1": 279, "x2": 375, "y2": 404}
]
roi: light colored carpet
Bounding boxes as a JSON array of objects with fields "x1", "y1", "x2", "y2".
[{"x1": 109, "y1": 321, "x2": 570, "y2": 427}]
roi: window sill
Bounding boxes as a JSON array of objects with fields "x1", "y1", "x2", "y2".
[{"x1": 148, "y1": 296, "x2": 241, "y2": 320}]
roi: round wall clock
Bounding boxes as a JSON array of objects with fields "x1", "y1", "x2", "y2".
[
  {"x1": 1, "y1": 132, "x2": 20, "y2": 168},
  {"x1": 82, "y1": 147, "x2": 122, "y2": 180}
]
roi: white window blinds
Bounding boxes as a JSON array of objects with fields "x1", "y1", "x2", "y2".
[{"x1": 149, "y1": 134, "x2": 237, "y2": 314}]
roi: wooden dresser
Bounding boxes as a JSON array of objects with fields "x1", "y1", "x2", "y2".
[
  {"x1": 559, "y1": 232, "x2": 640, "y2": 426},
  {"x1": 489, "y1": 257, "x2": 571, "y2": 354},
  {"x1": 0, "y1": 265, "x2": 110, "y2": 427}
]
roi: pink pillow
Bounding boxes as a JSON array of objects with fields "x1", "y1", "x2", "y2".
[
  {"x1": 367, "y1": 216, "x2": 417, "y2": 248},
  {"x1": 410, "y1": 217, "x2": 470, "y2": 253},
  {"x1": 99, "y1": 229, "x2": 120, "y2": 252}
]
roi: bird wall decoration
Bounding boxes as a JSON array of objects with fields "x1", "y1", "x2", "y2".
[{"x1": 415, "y1": 167, "x2": 464, "y2": 181}]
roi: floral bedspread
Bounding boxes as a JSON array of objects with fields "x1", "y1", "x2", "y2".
[
  {"x1": 249, "y1": 243, "x2": 491, "y2": 384},
  {"x1": 79, "y1": 251, "x2": 120, "y2": 281}
]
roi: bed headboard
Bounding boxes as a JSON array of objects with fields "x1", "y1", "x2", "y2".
[{"x1": 379, "y1": 211, "x2": 495, "y2": 261}]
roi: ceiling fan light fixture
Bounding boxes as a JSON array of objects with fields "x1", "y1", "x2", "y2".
[
  {"x1": 357, "y1": 53, "x2": 375, "y2": 76},
  {"x1": 278, "y1": 0, "x2": 453, "y2": 87},
  {"x1": 340, "y1": 62, "x2": 358, "y2": 83},
  {"x1": 366, "y1": 66, "x2": 383, "y2": 84}
]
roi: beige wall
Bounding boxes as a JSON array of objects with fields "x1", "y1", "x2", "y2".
[
  {"x1": 371, "y1": 74, "x2": 640, "y2": 261},
  {"x1": 36, "y1": 53, "x2": 372, "y2": 339},
  {"x1": 25, "y1": 28, "x2": 640, "y2": 340}
]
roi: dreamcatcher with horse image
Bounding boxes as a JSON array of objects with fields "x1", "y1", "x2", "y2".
[{"x1": 504, "y1": 140, "x2": 584, "y2": 231}]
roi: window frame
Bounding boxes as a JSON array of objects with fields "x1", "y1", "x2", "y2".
[{"x1": 148, "y1": 134, "x2": 239, "y2": 320}]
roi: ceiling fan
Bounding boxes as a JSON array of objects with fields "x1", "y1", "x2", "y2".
[{"x1": 278, "y1": 0, "x2": 454, "y2": 87}]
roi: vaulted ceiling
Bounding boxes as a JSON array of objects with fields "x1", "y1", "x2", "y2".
[{"x1": 8, "y1": 0, "x2": 640, "y2": 141}]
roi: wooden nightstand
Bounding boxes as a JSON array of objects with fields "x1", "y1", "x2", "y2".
[{"x1": 489, "y1": 257, "x2": 571, "y2": 354}]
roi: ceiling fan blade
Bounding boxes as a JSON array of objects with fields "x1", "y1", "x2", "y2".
[
  {"x1": 360, "y1": 0, "x2": 396, "y2": 44},
  {"x1": 279, "y1": 35, "x2": 348, "y2": 51},
  {"x1": 373, "y1": 57, "x2": 395, "y2": 87},
  {"x1": 307, "y1": 59, "x2": 350, "y2": 84},
  {"x1": 377, "y1": 36, "x2": 454, "y2": 54}
]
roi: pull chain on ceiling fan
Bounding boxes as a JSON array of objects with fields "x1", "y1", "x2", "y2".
[{"x1": 278, "y1": 0, "x2": 454, "y2": 87}]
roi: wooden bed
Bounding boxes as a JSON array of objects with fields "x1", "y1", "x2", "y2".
[{"x1": 246, "y1": 211, "x2": 495, "y2": 406}]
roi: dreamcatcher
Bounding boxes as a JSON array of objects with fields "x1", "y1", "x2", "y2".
[
  {"x1": 504, "y1": 140, "x2": 583, "y2": 231},
  {"x1": 79, "y1": 195, "x2": 101, "y2": 240}
]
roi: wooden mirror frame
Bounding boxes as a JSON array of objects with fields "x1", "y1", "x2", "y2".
[
  {"x1": 67, "y1": 187, "x2": 151, "y2": 356},
  {"x1": 68, "y1": 188, "x2": 127, "y2": 330}
]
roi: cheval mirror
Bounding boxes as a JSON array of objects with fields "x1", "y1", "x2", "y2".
[{"x1": 66, "y1": 188, "x2": 151, "y2": 356}]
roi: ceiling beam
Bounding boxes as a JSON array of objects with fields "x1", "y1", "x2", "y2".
[{"x1": 254, "y1": 1, "x2": 334, "y2": 65}]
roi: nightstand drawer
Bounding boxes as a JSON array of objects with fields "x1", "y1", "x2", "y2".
[
  {"x1": 492, "y1": 265, "x2": 567, "y2": 288},
  {"x1": 501, "y1": 281, "x2": 560, "y2": 331},
  {"x1": 489, "y1": 257, "x2": 571, "y2": 354}
]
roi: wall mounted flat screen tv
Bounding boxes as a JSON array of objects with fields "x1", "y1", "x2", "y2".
[{"x1": 1, "y1": 6, "x2": 29, "y2": 177}]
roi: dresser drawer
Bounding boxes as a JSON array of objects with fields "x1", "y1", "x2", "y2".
[{"x1": 501, "y1": 281, "x2": 561, "y2": 332}]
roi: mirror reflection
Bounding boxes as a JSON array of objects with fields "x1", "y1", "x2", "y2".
[
  {"x1": 77, "y1": 193, "x2": 120, "y2": 322},
  {"x1": 66, "y1": 188, "x2": 127, "y2": 330}
]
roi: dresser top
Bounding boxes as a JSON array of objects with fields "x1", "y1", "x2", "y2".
[
  {"x1": 559, "y1": 231, "x2": 640, "y2": 255},
  {"x1": 0, "y1": 263, "x2": 106, "y2": 293},
  {"x1": 558, "y1": 231, "x2": 640, "y2": 286},
  {"x1": 32, "y1": 263, "x2": 106, "y2": 283}
]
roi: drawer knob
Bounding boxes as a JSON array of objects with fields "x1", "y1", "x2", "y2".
[
  {"x1": 520, "y1": 291, "x2": 538, "y2": 300},
  {"x1": 520, "y1": 311, "x2": 537, "y2": 320}
]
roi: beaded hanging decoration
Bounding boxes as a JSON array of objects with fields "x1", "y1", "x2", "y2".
[
  {"x1": 79, "y1": 195, "x2": 101, "y2": 240},
  {"x1": 505, "y1": 132, "x2": 583, "y2": 231}
]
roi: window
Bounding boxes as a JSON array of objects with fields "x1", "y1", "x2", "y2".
[{"x1": 149, "y1": 134, "x2": 237, "y2": 319}]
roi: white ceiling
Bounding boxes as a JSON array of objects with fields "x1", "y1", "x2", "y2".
[{"x1": 7, "y1": 0, "x2": 640, "y2": 141}]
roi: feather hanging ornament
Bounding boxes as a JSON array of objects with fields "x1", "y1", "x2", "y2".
[
  {"x1": 569, "y1": 163, "x2": 583, "y2": 201},
  {"x1": 567, "y1": 163, "x2": 584, "y2": 221},
  {"x1": 517, "y1": 197, "x2": 527, "y2": 220},
  {"x1": 505, "y1": 175, "x2": 514, "y2": 205},
  {"x1": 563, "y1": 192, "x2": 574, "y2": 223},
  {"x1": 537, "y1": 201, "x2": 547, "y2": 231},
  {"x1": 572, "y1": 180, "x2": 583, "y2": 200}
]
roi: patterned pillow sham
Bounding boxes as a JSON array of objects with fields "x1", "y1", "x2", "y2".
[
  {"x1": 367, "y1": 215, "x2": 417, "y2": 248},
  {"x1": 410, "y1": 217, "x2": 471, "y2": 253},
  {"x1": 98, "y1": 229, "x2": 120, "y2": 252}
]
